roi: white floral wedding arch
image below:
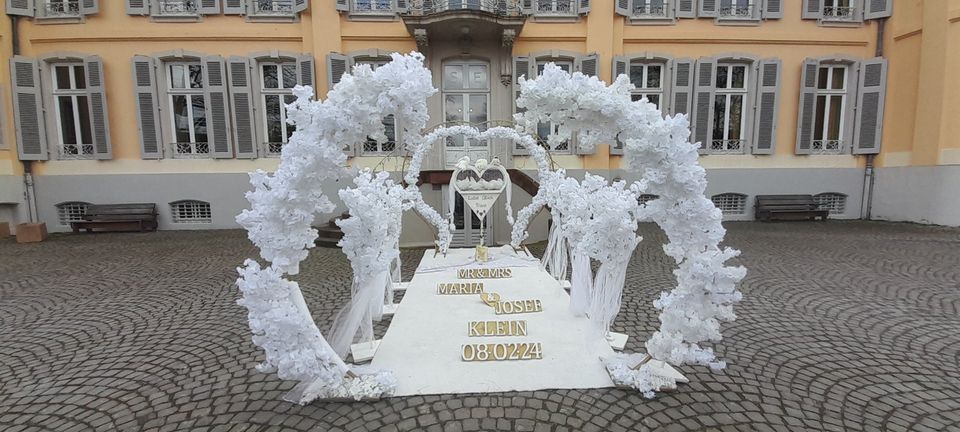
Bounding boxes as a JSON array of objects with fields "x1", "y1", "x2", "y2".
[{"x1": 235, "y1": 53, "x2": 744, "y2": 403}]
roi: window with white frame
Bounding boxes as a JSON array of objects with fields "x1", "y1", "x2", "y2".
[
  {"x1": 56, "y1": 201, "x2": 90, "y2": 224},
  {"x1": 157, "y1": 0, "x2": 200, "y2": 16},
  {"x1": 356, "y1": 58, "x2": 398, "y2": 155},
  {"x1": 711, "y1": 193, "x2": 746, "y2": 215},
  {"x1": 633, "y1": 0, "x2": 669, "y2": 17},
  {"x1": 51, "y1": 63, "x2": 94, "y2": 159},
  {"x1": 822, "y1": 0, "x2": 857, "y2": 21},
  {"x1": 813, "y1": 64, "x2": 848, "y2": 154},
  {"x1": 535, "y1": 59, "x2": 573, "y2": 152},
  {"x1": 814, "y1": 192, "x2": 846, "y2": 214},
  {"x1": 43, "y1": 0, "x2": 82, "y2": 17},
  {"x1": 718, "y1": 0, "x2": 756, "y2": 18},
  {"x1": 628, "y1": 61, "x2": 665, "y2": 110},
  {"x1": 260, "y1": 61, "x2": 298, "y2": 156},
  {"x1": 711, "y1": 63, "x2": 749, "y2": 154},
  {"x1": 252, "y1": 0, "x2": 295, "y2": 15},
  {"x1": 353, "y1": 0, "x2": 393, "y2": 12},
  {"x1": 536, "y1": 0, "x2": 575, "y2": 15},
  {"x1": 167, "y1": 62, "x2": 208, "y2": 157},
  {"x1": 170, "y1": 200, "x2": 212, "y2": 223}
]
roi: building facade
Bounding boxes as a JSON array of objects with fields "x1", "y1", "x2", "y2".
[{"x1": 0, "y1": 0, "x2": 956, "y2": 247}]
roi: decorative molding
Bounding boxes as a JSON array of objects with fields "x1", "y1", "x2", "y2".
[
  {"x1": 893, "y1": 29, "x2": 922, "y2": 41},
  {"x1": 414, "y1": 29, "x2": 429, "y2": 51},
  {"x1": 501, "y1": 29, "x2": 516, "y2": 49},
  {"x1": 623, "y1": 38, "x2": 868, "y2": 47},
  {"x1": 31, "y1": 36, "x2": 302, "y2": 44}
]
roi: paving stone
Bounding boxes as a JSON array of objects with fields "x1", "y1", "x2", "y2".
[{"x1": 1, "y1": 223, "x2": 960, "y2": 432}]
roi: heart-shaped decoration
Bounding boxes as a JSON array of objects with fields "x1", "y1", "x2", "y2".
[{"x1": 451, "y1": 157, "x2": 509, "y2": 221}]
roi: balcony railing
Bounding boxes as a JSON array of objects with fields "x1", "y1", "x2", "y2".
[
  {"x1": 157, "y1": 0, "x2": 199, "y2": 15},
  {"x1": 59, "y1": 144, "x2": 95, "y2": 160},
  {"x1": 353, "y1": 0, "x2": 394, "y2": 13},
  {"x1": 253, "y1": 0, "x2": 294, "y2": 14},
  {"x1": 170, "y1": 142, "x2": 210, "y2": 158},
  {"x1": 404, "y1": 0, "x2": 523, "y2": 17},
  {"x1": 536, "y1": 0, "x2": 574, "y2": 15},
  {"x1": 811, "y1": 139, "x2": 844, "y2": 154},
  {"x1": 822, "y1": 5, "x2": 857, "y2": 21},
  {"x1": 718, "y1": 3, "x2": 756, "y2": 19},
  {"x1": 709, "y1": 139, "x2": 746, "y2": 154},
  {"x1": 632, "y1": 3, "x2": 668, "y2": 18},
  {"x1": 43, "y1": 1, "x2": 81, "y2": 17},
  {"x1": 263, "y1": 142, "x2": 285, "y2": 156}
]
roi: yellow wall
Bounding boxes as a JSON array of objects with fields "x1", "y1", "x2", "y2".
[
  {"x1": 0, "y1": 14, "x2": 19, "y2": 176},
  {"x1": 1, "y1": 1, "x2": 954, "y2": 177}
]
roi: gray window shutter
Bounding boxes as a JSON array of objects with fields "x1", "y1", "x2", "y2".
[
  {"x1": 762, "y1": 0, "x2": 782, "y2": 19},
  {"x1": 613, "y1": 56, "x2": 628, "y2": 81},
  {"x1": 294, "y1": 0, "x2": 308, "y2": 13},
  {"x1": 326, "y1": 53, "x2": 349, "y2": 92},
  {"x1": 576, "y1": 53, "x2": 599, "y2": 77},
  {"x1": 224, "y1": 0, "x2": 245, "y2": 14},
  {"x1": 699, "y1": 0, "x2": 718, "y2": 17},
  {"x1": 335, "y1": 0, "x2": 348, "y2": 11},
  {"x1": 10, "y1": 56, "x2": 47, "y2": 161},
  {"x1": 203, "y1": 56, "x2": 233, "y2": 158},
  {"x1": 676, "y1": 0, "x2": 696, "y2": 18},
  {"x1": 132, "y1": 56, "x2": 162, "y2": 159},
  {"x1": 7, "y1": 0, "x2": 35, "y2": 16},
  {"x1": 126, "y1": 0, "x2": 149, "y2": 15},
  {"x1": 864, "y1": 0, "x2": 891, "y2": 20},
  {"x1": 579, "y1": 0, "x2": 590, "y2": 13},
  {"x1": 801, "y1": 0, "x2": 821, "y2": 19},
  {"x1": 81, "y1": 0, "x2": 99, "y2": 15},
  {"x1": 298, "y1": 54, "x2": 315, "y2": 89},
  {"x1": 615, "y1": 0, "x2": 630, "y2": 17},
  {"x1": 199, "y1": 0, "x2": 220, "y2": 14},
  {"x1": 229, "y1": 57, "x2": 257, "y2": 159},
  {"x1": 395, "y1": 0, "x2": 408, "y2": 12},
  {"x1": 522, "y1": 0, "x2": 533, "y2": 14},
  {"x1": 84, "y1": 55, "x2": 112, "y2": 160},
  {"x1": 669, "y1": 57, "x2": 693, "y2": 117},
  {"x1": 692, "y1": 57, "x2": 716, "y2": 153},
  {"x1": 795, "y1": 58, "x2": 818, "y2": 155},
  {"x1": 853, "y1": 58, "x2": 887, "y2": 155},
  {"x1": 752, "y1": 58, "x2": 780, "y2": 155}
]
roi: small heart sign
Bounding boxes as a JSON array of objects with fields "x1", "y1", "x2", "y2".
[{"x1": 451, "y1": 157, "x2": 509, "y2": 221}]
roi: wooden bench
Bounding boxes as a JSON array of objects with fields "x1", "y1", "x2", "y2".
[
  {"x1": 754, "y1": 195, "x2": 829, "y2": 222},
  {"x1": 71, "y1": 203, "x2": 159, "y2": 233}
]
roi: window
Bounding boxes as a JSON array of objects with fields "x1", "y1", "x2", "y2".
[
  {"x1": 712, "y1": 193, "x2": 746, "y2": 215},
  {"x1": 711, "y1": 63, "x2": 748, "y2": 154},
  {"x1": 638, "y1": 194, "x2": 659, "y2": 205},
  {"x1": 170, "y1": 200, "x2": 212, "y2": 223},
  {"x1": 356, "y1": 58, "x2": 397, "y2": 155},
  {"x1": 718, "y1": 0, "x2": 755, "y2": 18},
  {"x1": 167, "y1": 62, "x2": 208, "y2": 157},
  {"x1": 535, "y1": 0, "x2": 575, "y2": 15},
  {"x1": 633, "y1": 0, "x2": 669, "y2": 17},
  {"x1": 252, "y1": 0, "x2": 295, "y2": 15},
  {"x1": 51, "y1": 63, "x2": 94, "y2": 159},
  {"x1": 43, "y1": 0, "x2": 82, "y2": 17},
  {"x1": 628, "y1": 61, "x2": 664, "y2": 109},
  {"x1": 822, "y1": 0, "x2": 856, "y2": 21},
  {"x1": 260, "y1": 61, "x2": 298, "y2": 156},
  {"x1": 157, "y1": 0, "x2": 200, "y2": 16},
  {"x1": 535, "y1": 59, "x2": 573, "y2": 152},
  {"x1": 814, "y1": 193, "x2": 846, "y2": 214},
  {"x1": 56, "y1": 202, "x2": 90, "y2": 224},
  {"x1": 813, "y1": 64, "x2": 847, "y2": 154},
  {"x1": 352, "y1": 0, "x2": 392, "y2": 12}
]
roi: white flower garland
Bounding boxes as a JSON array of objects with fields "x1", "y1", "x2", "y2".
[{"x1": 510, "y1": 64, "x2": 746, "y2": 396}]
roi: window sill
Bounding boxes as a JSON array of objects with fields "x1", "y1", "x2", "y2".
[
  {"x1": 151, "y1": 14, "x2": 202, "y2": 22},
  {"x1": 627, "y1": 16, "x2": 675, "y2": 25},
  {"x1": 714, "y1": 17, "x2": 761, "y2": 26},
  {"x1": 247, "y1": 13, "x2": 298, "y2": 23},
  {"x1": 348, "y1": 11, "x2": 397, "y2": 21},
  {"x1": 531, "y1": 14, "x2": 580, "y2": 23},
  {"x1": 34, "y1": 15, "x2": 85, "y2": 24},
  {"x1": 818, "y1": 19, "x2": 863, "y2": 27}
]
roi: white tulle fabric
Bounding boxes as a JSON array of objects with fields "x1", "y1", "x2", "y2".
[{"x1": 509, "y1": 64, "x2": 746, "y2": 397}]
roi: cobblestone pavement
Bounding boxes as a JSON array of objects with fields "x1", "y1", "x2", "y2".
[{"x1": 2, "y1": 221, "x2": 960, "y2": 432}]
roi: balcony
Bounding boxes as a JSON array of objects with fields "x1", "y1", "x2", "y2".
[
  {"x1": 822, "y1": 5, "x2": 858, "y2": 22},
  {"x1": 42, "y1": 0, "x2": 81, "y2": 17},
  {"x1": 253, "y1": 0, "x2": 294, "y2": 15},
  {"x1": 352, "y1": 0, "x2": 395, "y2": 14},
  {"x1": 718, "y1": 3, "x2": 756, "y2": 19},
  {"x1": 404, "y1": 0, "x2": 523, "y2": 17},
  {"x1": 709, "y1": 139, "x2": 747, "y2": 154},
  {"x1": 811, "y1": 139, "x2": 844, "y2": 155},
  {"x1": 535, "y1": 0, "x2": 574, "y2": 16},
  {"x1": 157, "y1": 0, "x2": 199, "y2": 16}
]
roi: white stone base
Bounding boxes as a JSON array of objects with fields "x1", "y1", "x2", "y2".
[
  {"x1": 605, "y1": 332, "x2": 628, "y2": 351},
  {"x1": 382, "y1": 303, "x2": 399, "y2": 317},
  {"x1": 350, "y1": 340, "x2": 381, "y2": 363},
  {"x1": 392, "y1": 282, "x2": 409, "y2": 292}
]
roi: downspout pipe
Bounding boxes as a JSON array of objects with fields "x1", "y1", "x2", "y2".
[
  {"x1": 863, "y1": 17, "x2": 886, "y2": 220},
  {"x1": 11, "y1": 15, "x2": 39, "y2": 224}
]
